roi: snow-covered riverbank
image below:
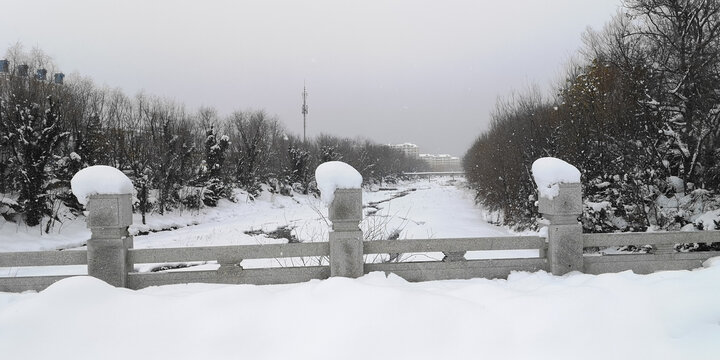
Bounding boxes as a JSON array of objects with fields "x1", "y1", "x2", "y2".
[
  {"x1": 1, "y1": 178, "x2": 512, "y2": 252},
  {"x1": 2, "y1": 178, "x2": 527, "y2": 275}
]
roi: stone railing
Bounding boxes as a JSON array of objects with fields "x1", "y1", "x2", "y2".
[
  {"x1": 85, "y1": 193, "x2": 134, "y2": 287},
  {"x1": 2, "y1": 183, "x2": 719, "y2": 292},
  {"x1": 538, "y1": 182, "x2": 719, "y2": 276}
]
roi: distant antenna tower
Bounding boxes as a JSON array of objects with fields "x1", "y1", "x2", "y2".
[{"x1": 302, "y1": 84, "x2": 308, "y2": 142}]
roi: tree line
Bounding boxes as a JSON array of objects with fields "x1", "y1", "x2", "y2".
[
  {"x1": 464, "y1": 0, "x2": 720, "y2": 232},
  {"x1": 0, "y1": 44, "x2": 427, "y2": 228}
]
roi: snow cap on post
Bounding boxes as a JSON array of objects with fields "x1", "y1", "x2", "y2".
[
  {"x1": 315, "y1": 161, "x2": 362, "y2": 205},
  {"x1": 531, "y1": 157, "x2": 580, "y2": 200},
  {"x1": 71, "y1": 165, "x2": 134, "y2": 206}
]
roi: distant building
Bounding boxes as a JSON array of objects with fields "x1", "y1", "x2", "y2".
[
  {"x1": 388, "y1": 143, "x2": 419, "y2": 158},
  {"x1": 53, "y1": 73, "x2": 64, "y2": 84},
  {"x1": 36, "y1": 69, "x2": 47, "y2": 81},
  {"x1": 419, "y1": 154, "x2": 462, "y2": 172},
  {"x1": 389, "y1": 143, "x2": 461, "y2": 171}
]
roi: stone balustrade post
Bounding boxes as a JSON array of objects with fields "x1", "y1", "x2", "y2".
[
  {"x1": 328, "y1": 188, "x2": 364, "y2": 278},
  {"x1": 86, "y1": 194, "x2": 134, "y2": 287},
  {"x1": 539, "y1": 183, "x2": 583, "y2": 275}
]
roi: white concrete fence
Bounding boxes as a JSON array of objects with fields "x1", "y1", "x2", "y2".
[{"x1": 1, "y1": 181, "x2": 719, "y2": 292}]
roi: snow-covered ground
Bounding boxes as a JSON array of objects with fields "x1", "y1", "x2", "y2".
[
  {"x1": 132, "y1": 177, "x2": 514, "y2": 249},
  {"x1": 1, "y1": 262, "x2": 719, "y2": 360}
]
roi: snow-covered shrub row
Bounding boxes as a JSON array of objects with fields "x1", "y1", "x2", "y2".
[
  {"x1": 465, "y1": 0, "x2": 720, "y2": 233},
  {"x1": 0, "y1": 44, "x2": 428, "y2": 229}
]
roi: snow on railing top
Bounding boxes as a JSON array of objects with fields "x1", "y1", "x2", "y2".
[
  {"x1": 70, "y1": 165, "x2": 134, "y2": 205},
  {"x1": 315, "y1": 161, "x2": 362, "y2": 205},
  {"x1": 531, "y1": 157, "x2": 580, "y2": 199}
]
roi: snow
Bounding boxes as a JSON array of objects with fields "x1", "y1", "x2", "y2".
[
  {"x1": 70, "y1": 166, "x2": 134, "y2": 206},
  {"x1": 668, "y1": 176, "x2": 685, "y2": 193},
  {"x1": 314, "y1": 161, "x2": 362, "y2": 205},
  {"x1": 0, "y1": 197, "x2": 19, "y2": 207},
  {"x1": 693, "y1": 209, "x2": 720, "y2": 229},
  {"x1": 703, "y1": 257, "x2": 720, "y2": 268},
  {"x1": 586, "y1": 200, "x2": 611, "y2": 212},
  {"x1": 594, "y1": 181, "x2": 611, "y2": 189},
  {"x1": 2, "y1": 178, "x2": 720, "y2": 358},
  {"x1": 531, "y1": 157, "x2": 581, "y2": 199},
  {"x1": 2, "y1": 263, "x2": 720, "y2": 360}
]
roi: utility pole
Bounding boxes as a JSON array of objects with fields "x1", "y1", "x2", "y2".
[{"x1": 302, "y1": 84, "x2": 308, "y2": 143}]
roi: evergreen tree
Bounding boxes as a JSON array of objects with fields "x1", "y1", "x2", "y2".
[
  {"x1": 287, "y1": 144, "x2": 310, "y2": 193},
  {"x1": 200, "y1": 125, "x2": 230, "y2": 206},
  {"x1": 0, "y1": 95, "x2": 68, "y2": 226},
  {"x1": 77, "y1": 113, "x2": 108, "y2": 166}
]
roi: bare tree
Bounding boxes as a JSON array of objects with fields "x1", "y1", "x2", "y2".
[{"x1": 624, "y1": 0, "x2": 720, "y2": 186}]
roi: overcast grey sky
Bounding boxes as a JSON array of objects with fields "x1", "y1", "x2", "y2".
[{"x1": 1, "y1": 0, "x2": 622, "y2": 157}]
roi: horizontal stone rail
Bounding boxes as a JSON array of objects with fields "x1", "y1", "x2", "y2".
[
  {"x1": 0, "y1": 249, "x2": 87, "y2": 267},
  {"x1": 0, "y1": 275, "x2": 79, "y2": 293},
  {"x1": 363, "y1": 236, "x2": 546, "y2": 281},
  {"x1": 116, "y1": 236, "x2": 547, "y2": 288},
  {"x1": 583, "y1": 231, "x2": 720, "y2": 248},
  {"x1": 125, "y1": 242, "x2": 331, "y2": 289},
  {"x1": 0, "y1": 250, "x2": 88, "y2": 292},
  {"x1": 129, "y1": 242, "x2": 329, "y2": 264},
  {"x1": 364, "y1": 236, "x2": 544, "y2": 254},
  {"x1": 581, "y1": 230, "x2": 720, "y2": 274},
  {"x1": 366, "y1": 258, "x2": 547, "y2": 282},
  {"x1": 584, "y1": 252, "x2": 717, "y2": 274},
  {"x1": 128, "y1": 266, "x2": 330, "y2": 289}
]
